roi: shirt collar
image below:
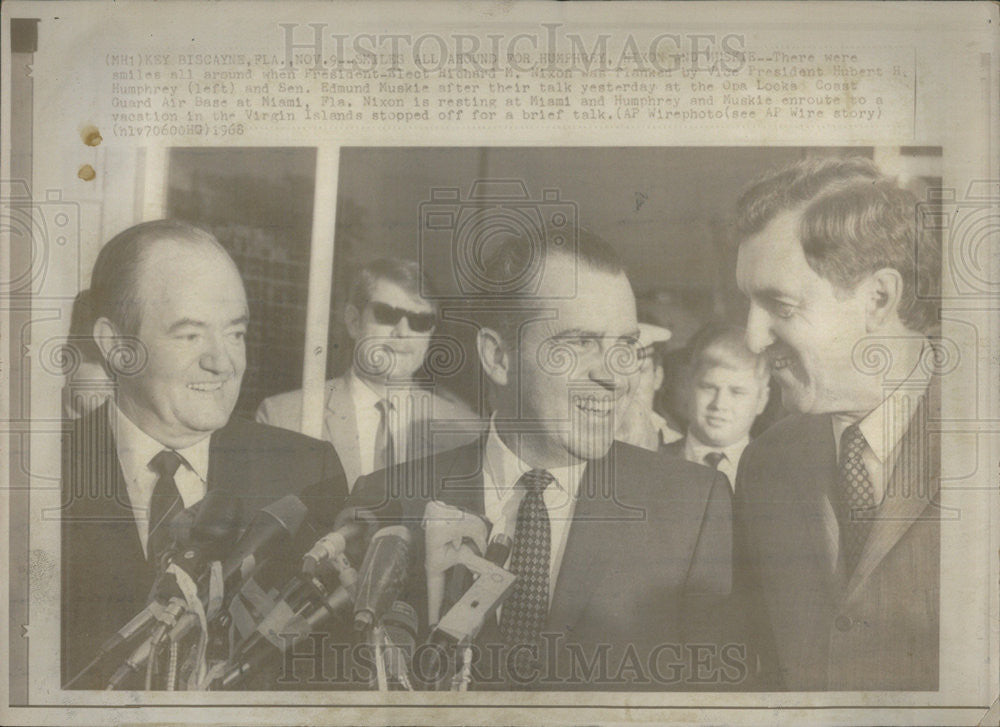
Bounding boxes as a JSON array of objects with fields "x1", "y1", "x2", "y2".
[
  {"x1": 109, "y1": 401, "x2": 211, "y2": 483},
  {"x1": 483, "y1": 414, "x2": 586, "y2": 504},
  {"x1": 347, "y1": 369, "x2": 385, "y2": 409},
  {"x1": 832, "y1": 344, "x2": 932, "y2": 463},
  {"x1": 685, "y1": 432, "x2": 749, "y2": 467}
]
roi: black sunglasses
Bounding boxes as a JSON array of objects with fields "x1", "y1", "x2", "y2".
[{"x1": 369, "y1": 301, "x2": 437, "y2": 332}]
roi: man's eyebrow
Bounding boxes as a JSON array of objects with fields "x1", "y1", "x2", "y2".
[
  {"x1": 166, "y1": 318, "x2": 206, "y2": 334},
  {"x1": 229, "y1": 314, "x2": 250, "y2": 328},
  {"x1": 754, "y1": 286, "x2": 796, "y2": 302},
  {"x1": 553, "y1": 327, "x2": 600, "y2": 338},
  {"x1": 552, "y1": 327, "x2": 641, "y2": 342}
]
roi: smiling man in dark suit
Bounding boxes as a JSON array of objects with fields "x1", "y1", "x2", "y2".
[
  {"x1": 61, "y1": 220, "x2": 349, "y2": 689},
  {"x1": 733, "y1": 157, "x2": 942, "y2": 690},
  {"x1": 352, "y1": 228, "x2": 734, "y2": 690}
]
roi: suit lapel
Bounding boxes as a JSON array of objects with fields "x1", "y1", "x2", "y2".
[
  {"x1": 546, "y1": 455, "x2": 617, "y2": 634},
  {"x1": 845, "y1": 378, "x2": 941, "y2": 604},
  {"x1": 760, "y1": 416, "x2": 842, "y2": 674},
  {"x1": 431, "y1": 436, "x2": 487, "y2": 517},
  {"x1": 323, "y1": 377, "x2": 362, "y2": 488},
  {"x1": 78, "y1": 404, "x2": 145, "y2": 556}
]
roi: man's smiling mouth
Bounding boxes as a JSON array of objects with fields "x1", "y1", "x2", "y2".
[{"x1": 188, "y1": 381, "x2": 225, "y2": 392}]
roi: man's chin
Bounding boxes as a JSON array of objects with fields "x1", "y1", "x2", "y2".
[
  {"x1": 568, "y1": 436, "x2": 614, "y2": 463},
  {"x1": 778, "y1": 381, "x2": 816, "y2": 415},
  {"x1": 181, "y1": 409, "x2": 234, "y2": 434}
]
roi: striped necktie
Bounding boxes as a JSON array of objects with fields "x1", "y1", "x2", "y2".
[{"x1": 147, "y1": 449, "x2": 184, "y2": 564}]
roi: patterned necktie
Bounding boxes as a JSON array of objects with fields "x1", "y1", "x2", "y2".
[
  {"x1": 373, "y1": 398, "x2": 396, "y2": 471},
  {"x1": 703, "y1": 451, "x2": 725, "y2": 470},
  {"x1": 837, "y1": 423, "x2": 876, "y2": 575},
  {"x1": 148, "y1": 449, "x2": 184, "y2": 564},
  {"x1": 499, "y1": 469, "x2": 554, "y2": 658}
]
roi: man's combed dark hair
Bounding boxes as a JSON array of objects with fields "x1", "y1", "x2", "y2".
[
  {"x1": 347, "y1": 257, "x2": 436, "y2": 312},
  {"x1": 735, "y1": 156, "x2": 940, "y2": 333},
  {"x1": 475, "y1": 226, "x2": 626, "y2": 342},
  {"x1": 89, "y1": 219, "x2": 223, "y2": 335}
]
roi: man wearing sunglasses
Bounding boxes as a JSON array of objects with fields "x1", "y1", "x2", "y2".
[{"x1": 256, "y1": 257, "x2": 479, "y2": 490}]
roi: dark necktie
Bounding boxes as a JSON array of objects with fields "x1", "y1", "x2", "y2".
[
  {"x1": 499, "y1": 469, "x2": 554, "y2": 664},
  {"x1": 703, "y1": 451, "x2": 725, "y2": 470},
  {"x1": 373, "y1": 398, "x2": 396, "y2": 471},
  {"x1": 148, "y1": 449, "x2": 184, "y2": 564},
  {"x1": 837, "y1": 424, "x2": 877, "y2": 575}
]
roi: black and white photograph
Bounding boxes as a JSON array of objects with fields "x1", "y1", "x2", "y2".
[{"x1": 2, "y1": 2, "x2": 997, "y2": 726}]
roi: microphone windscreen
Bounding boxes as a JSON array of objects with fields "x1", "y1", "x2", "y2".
[
  {"x1": 354, "y1": 526, "x2": 413, "y2": 629},
  {"x1": 382, "y1": 599, "x2": 418, "y2": 642},
  {"x1": 380, "y1": 600, "x2": 417, "y2": 681},
  {"x1": 164, "y1": 506, "x2": 197, "y2": 555},
  {"x1": 297, "y1": 477, "x2": 350, "y2": 531},
  {"x1": 190, "y1": 488, "x2": 243, "y2": 559},
  {"x1": 261, "y1": 494, "x2": 309, "y2": 536}
]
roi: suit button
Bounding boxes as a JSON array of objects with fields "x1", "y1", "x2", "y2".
[{"x1": 834, "y1": 615, "x2": 853, "y2": 632}]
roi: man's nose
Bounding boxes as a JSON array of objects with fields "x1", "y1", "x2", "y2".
[
  {"x1": 200, "y1": 333, "x2": 235, "y2": 374},
  {"x1": 391, "y1": 314, "x2": 415, "y2": 337},
  {"x1": 587, "y1": 345, "x2": 628, "y2": 392},
  {"x1": 745, "y1": 303, "x2": 775, "y2": 354}
]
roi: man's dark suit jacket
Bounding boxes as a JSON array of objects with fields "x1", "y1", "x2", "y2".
[
  {"x1": 61, "y1": 403, "x2": 349, "y2": 689},
  {"x1": 351, "y1": 437, "x2": 735, "y2": 690},
  {"x1": 662, "y1": 438, "x2": 685, "y2": 459},
  {"x1": 734, "y1": 382, "x2": 940, "y2": 691}
]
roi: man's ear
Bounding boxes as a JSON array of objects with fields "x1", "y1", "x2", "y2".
[
  {"x1": 92, "y1": 316, "x2": 131, "y2": 377},
  {"x1": 652, "y1": 361, "x2": 665, "y2": 392},
  {"x1": 864, "y1": 267, "x2": 904, "y2": 332},
  {"x1": 92, "y1": 316, "x2": 120, "y2": 362},
  {"x1": 344, "y1": 304, "x2": 361, "y2": 340},
  {"x1": 476, "y1": 327, "x2": 510, "y2": 387}
]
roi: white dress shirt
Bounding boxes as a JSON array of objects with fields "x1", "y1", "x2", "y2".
[
  {"x1": 110, "y1": 402, "x2": 210, "y2": 557},
  {"x1": 684, "y1": 434, "x2": 749, "y2": 492},
  {"x1": 831, "y1": 356, "x2": 932, "y2": 506},
  {"x1": 348, "y1": 371, "x2": 411, "y2": 476},
  {"x1": 482, "y1": 416, "x2": 586, "y2": 605}
]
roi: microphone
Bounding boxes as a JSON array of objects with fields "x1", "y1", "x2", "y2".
[
  {"x1": 105, "y1": 481, "x2": 338, "y2": 690},
  {"x1": 146, "y1": 488, "x2": 242, "y2": 604},
  {"x1": 378, "y1": 600, "x2": 417, "y2": 690},
  {"x1": 219, "y1": 556, "x2": 361, "y2": 689},
  {"x1": 65, "y1": 490, "x2": 240, "y2": 689},
  {"x1": 431, "y1": 532, "x2": 515, "y2": 643},
  {"x1": 219, "y1": 506, "x2": 378, "y2": 685},
  {"x1": 422, "y1": 532, "x2": 516, "y2": 690},
  {"x1": 423, "y1": 501, "x2": 489, "y2": 627},
  {"x1": 353, "y1": 525, "x2": 413, "y2": 632},
  {"x1": 218, "y1": 503, "x2": 392, "y2": 687},
  {"x1": 484, "y1": 535, "x2": 513, "y2": 568},
  {"x1": 302, "y1": 506, "x2": 378, "y2": 577}
]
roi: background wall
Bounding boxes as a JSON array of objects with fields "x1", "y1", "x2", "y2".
[{"x1": 166, "y1": 148, "x2": 317, "y2": 418}]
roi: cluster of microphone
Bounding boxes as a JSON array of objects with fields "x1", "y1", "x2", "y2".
[{"x1": 67, "y1": 483, "x2": 519, "y2": 691}]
